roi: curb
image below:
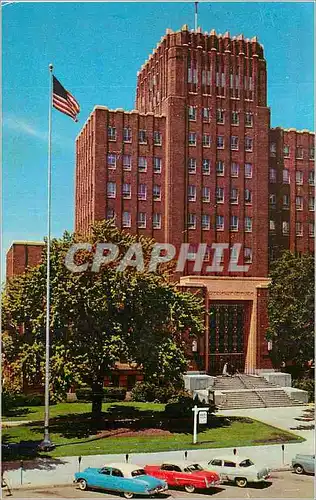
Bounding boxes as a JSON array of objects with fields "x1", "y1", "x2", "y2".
[
  {"x1": 271, "y1": 466, "x2": 292, "y2": 472},
  {"x1": 7, "y1": 482, "x2": 71, "y2": 491}
]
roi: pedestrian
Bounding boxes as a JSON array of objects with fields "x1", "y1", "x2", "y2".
[
  {"x1": 230, "y1": 364, "x2": 236, "y2": 377},
  {"x1": 222, "y1": 362, "x2": 228, "y2": 376},
  {"x1": 1, "y1": 471, "x2": 12, "y2": 497}
]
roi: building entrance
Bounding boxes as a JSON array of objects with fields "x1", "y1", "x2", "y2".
[{"x1": 209, "y1": 303, "x2": 245, "y2": 374}]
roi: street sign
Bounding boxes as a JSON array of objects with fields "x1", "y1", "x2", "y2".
[{"x1": 198, "y1": 411, "x2": 208, "y2": 424}]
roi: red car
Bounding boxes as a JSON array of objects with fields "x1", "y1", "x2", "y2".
[{"x1": 144, "y1": 461, "x2": 220, "y2": 493}]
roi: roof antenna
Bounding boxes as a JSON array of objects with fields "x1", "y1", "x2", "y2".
[{"x1": 194, "y1": 2, "x2": 198, "y2": 32}]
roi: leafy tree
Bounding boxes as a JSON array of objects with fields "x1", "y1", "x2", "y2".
[
  {"x1": 2, "y1": 221, "x2": 204, "y2": 417},
  {"x1": 266, "y1": 251, "x2": 314, "y2": 369}
]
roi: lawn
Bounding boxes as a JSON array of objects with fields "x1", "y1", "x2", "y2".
[{"x1": 3, "y1": 402, "x2": 304, "y2": 460}]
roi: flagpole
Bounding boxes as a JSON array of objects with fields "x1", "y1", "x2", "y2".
[
  {"x1": 40, "y1": 63, "x2": 54, "y2": 450},
  {"x1": 194, "y1": 2, "x2": 198, "y2": 32}
]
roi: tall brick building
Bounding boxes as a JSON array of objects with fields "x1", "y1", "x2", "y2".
[{"x1": 7, "y1": 26, "x2": 315, "y2": 377}]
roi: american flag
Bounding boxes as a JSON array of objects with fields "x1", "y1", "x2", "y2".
[{"x1": 52, "y1": 76, "x2": 80, "y2": 122}]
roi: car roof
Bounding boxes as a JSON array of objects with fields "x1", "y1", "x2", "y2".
[
  {"x1": 161, "y1": 461, "x2": 202, "y2": 468},
  {"x1": 209, "y1": 456, "x2": 252, "y2": 462},
  {"x1": 102, "y1": 463, "x2": 145, "y2": 474}
]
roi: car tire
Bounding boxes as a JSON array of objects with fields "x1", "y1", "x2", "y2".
[
  {"x1": 77, "y1": 479, "x2": 88, "y2": 491},
  {"x1": 235, "y1": 477, "x2": 248, "y2": 488},
  {"x1": 294, "y1": 464, "x2": 304, "y2": 475},
  {"x1": 184, "y1": 484, "x2": 196, "y2": 493},
  {"x1": 123, "y1": 492, "x2": 134, "y2": 499}
]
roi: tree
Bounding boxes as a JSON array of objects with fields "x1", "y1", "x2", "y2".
[
  {"x1": 266, "y1": 251, "x2": 314, "y2": 370},
  {"x1": 2, "y1": 221, "x2": 204, "y2": 417}
]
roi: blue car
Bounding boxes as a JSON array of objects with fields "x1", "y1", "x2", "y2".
[{"x1": 74, "y1": 462, "x2": 168, "y2": 498}]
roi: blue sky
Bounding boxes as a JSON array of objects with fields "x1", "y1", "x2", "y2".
[{"x1": 2, "y1": 1, "x2": 314, "y2": 275}]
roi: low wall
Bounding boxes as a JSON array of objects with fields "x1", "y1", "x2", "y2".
[
  {"x1": 183, "y1": 374, "x2": 215, "y2": 391},
  {"x1": 263, "y1": 372, "x2": 292, "y2": 387},
  {"x1": 283, "y1": 387, "x2": 309, "y2": 404}
]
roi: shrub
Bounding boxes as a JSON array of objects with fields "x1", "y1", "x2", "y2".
[
  {"x1": 164, "y1": 394, "x2": 217, "y2": 419},
  {"x1": 130, "y1": 382, "x2": 186, "y2": 403},
  {"x1": 293, "y1": 378, "x2": 314, "y2": 402},
  {"x1": 76, "y1": 386, "x2": 126, "y2": 402}
]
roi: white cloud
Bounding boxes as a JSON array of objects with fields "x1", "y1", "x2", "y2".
[{"x1": 3, "y1": 115, "x2": 47, "y2": 141}]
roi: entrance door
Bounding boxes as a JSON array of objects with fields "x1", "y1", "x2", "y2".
[{"x1": 209, "y1": 304, "x2": 245, "y2": 374}]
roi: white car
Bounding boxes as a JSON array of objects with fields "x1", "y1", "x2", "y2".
[{"x1": 203, "y1": 455, "x2": 270, "y2": 488}]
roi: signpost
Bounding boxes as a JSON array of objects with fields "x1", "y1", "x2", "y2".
[{"x1": 192, "y1": 405, "x2": 209, "y2": 444}]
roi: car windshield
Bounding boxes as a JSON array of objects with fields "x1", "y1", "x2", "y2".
[
  {"x1": 239, "y1": 459, "x2": 254, "y2": 468},
  {"x1": 131, "y1": 469, "x2": 146, "y2": 477},
  {"x1": 184, "y1": 464, "x2": 204, "y2": 472}
]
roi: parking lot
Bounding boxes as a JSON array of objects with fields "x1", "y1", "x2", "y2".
[{"x1": 9, "y1": 471, "x2": 314, "y2": 499}]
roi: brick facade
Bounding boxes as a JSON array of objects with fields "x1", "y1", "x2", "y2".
[{"x1": 6, "y1": 242, "x2": 44, "y2": 279}]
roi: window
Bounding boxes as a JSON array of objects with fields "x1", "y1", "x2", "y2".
[
  {"x1": 309, "y1": 170, "x2": 315, "y2": 185},
  {"x1": 216, "y1": 187, "x2": 224, "y2": 203},
  {"x1": 210, "y1": 459, "x2": 222, "y2": 467},
  {"x1": 296, "y1": 171, "x2": 303, "y2": 185},
  {"x1": 153, "y1": 185, "x2": 161, "y2": 201},
  {"x1": 296, "y1": 196, "x2": 303, "y2": 210},
  {"x1": 188, "y1": 158, "x2": 196, "y2": 174},
  {"x1": 106, "y1": 208, "x2": 115, "y2": 222},
  {"x1": 231, "y1": 136, "x2": 239, "y2": 150},
  {"x1": 216, "y1": 215, "x2": 224, "y2": 230},
  {"x1": 187, "y1": 245, "x2": 197, "y2": 261},
  {"x1": 203, "y1": 134, "x2": 211, "y2": 147},
  {"x1": 139, "y1": 130, "x2": 147, "y2": 144},
  {"x1": 270, "y1": 142, "x2": 277, "y2": 157},
  {"x1": 153, "y1": 213, "x2": 161, "y2": 229},
  {"x1": 188, "y1": 106, "x2": 196, "y2": 121},
  {"x1": 153, "y1": 157, "x2": 162, "y2": 173},
  {"x1": 202, "y1": 186, "x2": 210, "y2": 202},
  {"x1": 282, "y1": 221, "x2": 290, "y2": 235},
  {"x1": 296, "y1": 147, "x2": 303, "y2": 159},
  {"x1": 123, "y1": 127, "x2": 132, "y2": 142},
  {"x1": 216, "y1": 109, "x2": 224, "y2": 124},
  {"x1": 296, "y1": 222, "x2": 303, "y2": 236},
  {"x1": 244, "y1": 247, "x2": 252, "y2": 263},
  {"x1": 283, "y1": 145, "x2": 290, "y2": 157},
  {"x1": 217, "y1": 136, "x2": 224, "y2": 149},
  {"x1": 245, "y1": 163, "x2": 253, "y2": 178},
  {"x1": 122, "y1": 211, "x2": 131, "y2": 228},
  {"x1": 131, "y1": 469, "x2": 147, "y2": 478},
  {"x1": 270, "y1": 194, "x2": 276, "y2": 207},
  {"x1": 122, "y1": 155, "x2": 131, "y2": 171},
  {"x1": 224, "y1": 461, "x2": 237, "y2": 468},
  {"x1": 269, "y1": 220, "x2": 276, "y2": 232},
  {"x1": 202, "y1": 69, "x2": 211, "y2": 86},
  {"x1": 188, "y1": 185, "x2": 196, "y2": 202},
  {"x1": 154, "y1": 131, "x2": 162, "y2": 145},
  {"x1": 202, "y1": 107, "x2": 210, "y2": 122},
  {"x1": 245, "y1": 137, "x2": 253, "y2": 151},
  {"x1": 188, "y1": 66, "x2": 197, "y2": 83},
  {"x1": 138, "y1": 212, "x2": 146, "y2": 229},
  {"x1": 309, "y1": 197, "x2": 315, "y2": 211},
  {"x1": 107, "y1": 182, "x2": 116, "y2": 198},
  {"x1": 108, "y1": 126, "x2": 116, "y2": 141},
  {"x1": 112, "y1": 469, "x2": 124, "y2": 478},
  {"x1": 107, "y1": 153, "x2": 116, "y2": 169},
  {"x1": 202, "y1": 214, "x2": 210, "y2": 230},
  {"x1": 216, "y1": 161, "x2": 224, "y2": 176},
  {"x1": 239, "y1": 459, "x2": 254, "y2": 468},
  {"x1": 269, "y1": 168, "x2": 276, "y2": 183},
  {"x1": 202, "y1": 159, "x2": 210, "y2": 175},
  {"x1": 231, "y1": 162, "x2": 239, "y2": 177},
  {"x1": 189, "y1": 132, "x2": 196, "y2": 146},
  {"x1": 138, "y1": 157, "x2": 147, "y2": 172},
  {"x1": 138, "y1": 184, "x2": 147, "y2": 201},
  {"x1": 122, "y1": 183, "x2": 131, "y2": 199},
  {"x1": 245, "y1": 112, "x2": 253, "y2": 127},
  {"x1": 188, "y1": 213, "x2": 196, "y2": 229},
  {"x1": 230, "y1": 215, "x2": 238, "y2": 231},
  {"x1": 245, "y1": 189, "x2": 252, "y2": 204},
  {"x1": 100, "y1": 468, "x2": 111, "y2": 476},
  {"x1": 231, "y1": 111, "x2": 239, "y2": 125},
  {"x1": 230, "y1": 188, "x2": 238, "y2": 204},
  {"x1": 283, "y1": 194, "x2": 289, "y2": 208},
  {"x1": 309, "y1": 222, "x2": 314, "y2": 237},
  {"x1": 283, "y1": 169, "x2": 290, "y2": 184},
  {"x1": 310, "y1": 147, "x2": 315, "y2": 160},
  {"x1": 245, "y1": 216, "x2": 252, "y2": 232}
]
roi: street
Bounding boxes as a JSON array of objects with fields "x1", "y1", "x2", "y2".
[{"x1": 8, "y1": 472, "x2": 314, "y2": 499}]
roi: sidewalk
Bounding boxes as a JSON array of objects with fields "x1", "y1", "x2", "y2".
[{"x1": 3, "y1": 406, "x2": 314, "y2": 490}]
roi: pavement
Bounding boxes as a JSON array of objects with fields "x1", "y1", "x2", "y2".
[
  {"x1": 5, "y1": 472, "x2": 315, "y2": 499},
  {"x1": 2, "y1": 406, "x2": 314, "y2": 491}
]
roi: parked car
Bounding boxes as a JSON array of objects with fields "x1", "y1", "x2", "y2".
[
  {"x1": 203, "y1": 455, "x2": 270, "y2": 488},
  {"x1": 292, "y1": 454, "x2": 315, "y2": 475},
  {"x1": 74, "y1": 463, "x2": 168, "y2": 498},
  {"x1": 144, "y1": 461, "x2": 220, "y2": 493}
]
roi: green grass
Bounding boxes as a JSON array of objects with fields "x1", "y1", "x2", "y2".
[
  {"x1": 3, "y1": 404, "x2": 304, "y2": 459},
  {"x1": 3, "y1": 402, "x2": 165, "y2": 422}
]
